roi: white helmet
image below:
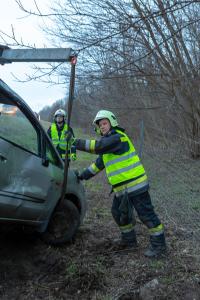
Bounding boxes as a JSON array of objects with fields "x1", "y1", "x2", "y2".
[
  {"x1": 54, "y1": 109, "x2": 66, "y2": 119},
  {"x1": 93, "y1": 110, "x2": 118, "y2": 127}
]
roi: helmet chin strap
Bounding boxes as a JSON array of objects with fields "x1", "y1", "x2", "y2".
[{"x1": 94, "y1": 126, "x2": 101, "y2": 135}]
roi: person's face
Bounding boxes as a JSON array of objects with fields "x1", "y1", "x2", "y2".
[
  {"x1": 56, "y1": 115, "x2": 64, "y2": 124},
  {"x1": 98, "y1": 118, "x2": 111, "y2": 136}
]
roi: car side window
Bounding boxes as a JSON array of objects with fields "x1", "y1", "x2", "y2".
[{"x1": 0, "y1": 103, "x2": 38, "y2": 154}]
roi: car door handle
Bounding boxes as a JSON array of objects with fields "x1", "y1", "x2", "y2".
[{"x1": 0, "y1": 153, "x2": 7, "y2": 163}]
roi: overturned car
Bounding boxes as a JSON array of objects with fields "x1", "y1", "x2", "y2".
[{"x1": 0, "y1": 79, "x2": 87, "y2": 245}]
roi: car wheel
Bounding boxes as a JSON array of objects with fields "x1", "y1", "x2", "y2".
[{"x1": 41, "y1": 200, "x2": 80, "y2": 246}]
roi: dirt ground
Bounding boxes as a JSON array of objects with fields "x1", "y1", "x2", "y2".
[{"x1": 0, "y1": 152, "x2": 200, "y2": 300}]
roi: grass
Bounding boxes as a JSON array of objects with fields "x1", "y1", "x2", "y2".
[
  {"x1": 65, "y1": 262, "x2": 79, "y2": 279},
  {"x1": 73, "y1": 127, "x2": 91, "y2": 139},
  {"x1": 40, "y1": 120, "x2": 51, "y2": 131},
  {"x1": 72, "y1": 151, "x2": 95, "y2": 163},
  {"x1": 85, "y1": 180, "x2": 103, "y2": 192},
  {"x1": 149, "y1": 259, "x2": 165, "y2": 270},
  {"x1": 160, "y1": 275, "x2": 175, "y2": 285},
  {"x1": 91, "y1": 207, "x2": 111, "y2": 219},
  {"x1": 93, "y1": 256, "x2": 107, "y2": 274}
]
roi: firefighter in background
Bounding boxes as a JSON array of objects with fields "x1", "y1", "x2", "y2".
[
  {"x1": 68, "y1": 110, "x2": 166, "y2": 257},
  {"x1": 47, "y1": 109, "x2": 76, "y2": 161}
]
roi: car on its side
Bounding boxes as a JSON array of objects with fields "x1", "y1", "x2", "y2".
[{"x1": 0, "y1": 79, "x2": 87, "y2": 245}]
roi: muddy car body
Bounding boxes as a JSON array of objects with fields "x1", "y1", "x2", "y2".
[{"x1": 0, "y1": 79, "x2": 86, "y2": 245}]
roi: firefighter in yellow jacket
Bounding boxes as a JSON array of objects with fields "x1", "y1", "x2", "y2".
[
  {"x1": 70, "y1": 110, "x2": 166, "y2": 257},
  {"x1": 47, "y1": 109, "x2": 76, "y2": 161}
]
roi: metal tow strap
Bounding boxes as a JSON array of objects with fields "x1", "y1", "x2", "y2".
[{"x1": 60, "y1": 55, "x2": 77, "y2": 204}]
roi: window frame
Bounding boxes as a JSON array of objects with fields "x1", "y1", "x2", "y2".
[{"x1": 0, "y1": 80, "x2": 63, "y2": 169}]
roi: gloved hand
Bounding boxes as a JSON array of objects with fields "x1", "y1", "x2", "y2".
[
  {"x1": 71, "y1": 153, "x2": 77, "y2": 161},
  {"x1": 65, "y1": 131, "x2": 76, "y2": 145},
  {"x1": 74, "y1": 170, "x2": 84, "y2": 183},
  {"x1": 77, "y1": 172, "x2": 84, "y2": 180}
]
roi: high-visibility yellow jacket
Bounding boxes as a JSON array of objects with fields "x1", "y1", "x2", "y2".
[
  {"x1": 75, "y1": 128, "x2": 149, "y2": 196},
  {"x1": 49, "y1": 123, "x2": 76, "y2": 160}
]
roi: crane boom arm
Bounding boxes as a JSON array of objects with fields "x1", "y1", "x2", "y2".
[{"x1": 0, "y1": 46, "x2": 75, "y2": 64}]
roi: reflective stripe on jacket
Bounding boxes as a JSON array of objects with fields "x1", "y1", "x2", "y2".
[{"x1": 102, "y1": 130, "x2": 148, "y2": 194}]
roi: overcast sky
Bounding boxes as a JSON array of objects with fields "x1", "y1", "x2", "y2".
[{"x1": 0, "y1": 0, "x2": 66, "y2": 112}]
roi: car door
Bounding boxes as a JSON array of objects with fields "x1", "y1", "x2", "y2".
[{"x1": 0, "y1": 94, "x2": 64, "y2": 222}]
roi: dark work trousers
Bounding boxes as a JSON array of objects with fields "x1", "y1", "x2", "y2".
[{"x1": 111, "y1": 191, "x2": 161, "y2": 229}]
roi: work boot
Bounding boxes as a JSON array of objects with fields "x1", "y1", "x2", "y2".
[
  {"x1": 144, "y1": 234, "x2": 166, "y2": 258},
  {"x1": 113, "y1": 238, "x2": 138, "y2": 249},
  {"x1": 113, "y1": 230, "x2": 138, "y2": 250}
]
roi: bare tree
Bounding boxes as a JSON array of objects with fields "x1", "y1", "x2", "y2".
[
  {"x1": 1, "y1": 0, "x2": 200, "y2": 156},
  {"x1": 129, "y1": 0, "x2": 200, "y2": 157}
]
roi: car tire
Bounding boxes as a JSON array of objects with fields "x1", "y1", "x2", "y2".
[{"x1": 41, "y1": 199, "x2": 80, "y2": 246}]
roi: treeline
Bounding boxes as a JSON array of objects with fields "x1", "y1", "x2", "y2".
[
  {"x1": 36, "y1": 0, "x2": 200, "y2": 157},
  {"x1": 39, "y1": 98, "x2": 66, "y2": 122}
]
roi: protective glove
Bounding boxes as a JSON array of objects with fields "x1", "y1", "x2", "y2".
[
  {"x1": 65, "y1": 131, "x2": 76, "y2": 146},
  {"x1": 71, "y1": 153, "x2": 77, "y2": 161},
  {"x1": 77, "y1": 172, "x2": 84, "y2": 180},
  {"x1": 74, "y1": 170, "x2": 84, "y2": 182}
]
